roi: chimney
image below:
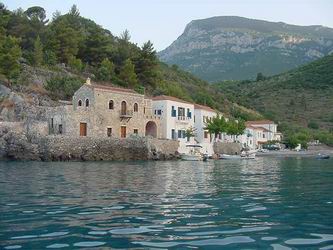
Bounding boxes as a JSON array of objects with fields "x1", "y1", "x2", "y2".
[{"x1": 86, "y1": 77, "x2": 91, "y2": 85}]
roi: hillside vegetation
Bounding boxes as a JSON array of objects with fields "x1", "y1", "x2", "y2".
[
  {"x1": 0, "y1": 3, "x2": 261, "y2": 121},
  {"x1": 215, "y1": 54, "x2": 333, "y2": 145},
  {"x1": 159, "y1": 16, "x2": 333, "y2": 82}
]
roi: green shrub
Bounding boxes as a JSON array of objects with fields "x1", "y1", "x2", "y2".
[
  {"x1": 46, "y1": 76, "x2": 82, "y2": 100},
  {"x1": 308, "y1": 120, "x2": 319, "y2": 129}
]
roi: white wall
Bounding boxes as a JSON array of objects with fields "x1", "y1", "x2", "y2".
[{"x1": 152, "y1": 99, "x2": 195, "y2": 153}]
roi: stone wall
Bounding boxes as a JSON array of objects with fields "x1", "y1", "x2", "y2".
[
  {"x1": 213, "y1": 142, "x2": 242, "y2": 155},
  {"x1": 0, "y1": 129, "x2": 179, "y2": 161}
]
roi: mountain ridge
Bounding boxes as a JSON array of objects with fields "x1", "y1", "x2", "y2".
[{"x1": 159, "y1": 16, "x2": 333, "y2": 82}]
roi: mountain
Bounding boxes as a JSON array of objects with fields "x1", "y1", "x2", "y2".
[
  {"x1": 214, "y1": 53, "x2": 333, "y2": 143},
  {"x1": 159, "y1": 16, "x2": 333, "y2": 82}
]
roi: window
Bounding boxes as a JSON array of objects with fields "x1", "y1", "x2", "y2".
[
  {"x1": 144, "y1": 107, "x2": 146, "y2": 114},
  {"x1": 182, "y1": 130, "x2": 186, "y2": 138},
  {"x1": 134, "y1": 129, "x2": 138, "y2": 134},
  {"x1": 109, "y1": 100, "x2": 114, "y2": 109},
  {"x1": 178, "y1": 107, "x2": 185, "y2": 117},
  {"x1": 156, "y1": 109, "x2": 162, "y2": 115},
  {"x1": 121, "y1": 101, "x2": 127, "y2": 115},
  {"x1": 85, "y1": 99, "x2": 89, "y2": 107},
  {"x1": 187, "y1": 108, "x2": 192, "y2": 118},
  {"x1": 78, "y1": 100, "x2": 82, "y2": 106},
  {"x1": 194, "y1": 115, "x2": 196, "y2": 122},
  {"x1": 178, "y1": 130, "x2": 182, "y2": 139},
  {"x1": 59, "y1": 124, "x2": 63, "y2": 134},
  {"x1": 171, "y1": 129, "x2": 176, "y2": 139},
  {"x1": 51, "y1": 118, "x2": 54, "y2": 129},
  {"x1": 171, "y1": 106, "x2": 176, "y2": 117},
  {"x1": 263, "y1": 133, "x2": 265, "y2": 138},
  {"x1": 134, "y1": 103, "x2": 138, "y2": 112},
  {"x1": 107, "y1": 128, "x2": 112, "y2": 137},
  {"x1": 204, "y1": 131, "x2": 209, "y2": 139}
]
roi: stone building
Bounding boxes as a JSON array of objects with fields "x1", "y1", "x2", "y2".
[{"x1": 48, "y1": 79, "x2": 161, "y2": 139}]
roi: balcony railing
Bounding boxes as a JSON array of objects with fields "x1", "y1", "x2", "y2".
[
  {"x1": 120, "y1": 110, "x2": 133, "y2": 118},
  {"x1": 177, "y1": 116, "x2": 190, "y2": 121}
]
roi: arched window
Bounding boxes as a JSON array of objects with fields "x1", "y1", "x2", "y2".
[
  {"x1": 85, "y1": 99, "x2": 89, "y2": 107},
  {"x1": 121, "y1": 101, "x2": 127, "y2": 115},
  {"x1": 134, "y1": 103, "x2": 138, "y2": 112},
  {"x1": 78, "y1": 100, "x2": 82, "y2": 106},
  {"x1": 109, "y1": 100, "x2": 114, "y2": 110}
]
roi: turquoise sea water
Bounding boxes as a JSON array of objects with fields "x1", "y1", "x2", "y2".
[{"x1": 0, "y1": 158, "x2": 332, "y2": 249}]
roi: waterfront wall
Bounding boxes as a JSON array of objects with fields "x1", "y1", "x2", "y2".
[{"x1": 0, "y1": 125, "x2": 180, "y2": 161}]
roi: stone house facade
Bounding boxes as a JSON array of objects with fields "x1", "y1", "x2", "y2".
[{"x1": 48, "y1": 79, "x2": 161, "y2": 139}]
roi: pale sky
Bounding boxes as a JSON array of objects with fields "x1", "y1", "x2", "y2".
[{"x1": 4, "y1": 0, "x2": 333, "y2": 51}]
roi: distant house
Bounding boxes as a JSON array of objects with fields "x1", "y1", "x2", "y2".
[{"x1": 243, "y1": 120, "x2": 282, "y2": 149}]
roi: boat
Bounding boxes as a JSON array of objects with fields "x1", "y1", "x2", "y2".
[
  {"x1": 316, "y1": 153, "x2": 330, "y2": 160},
  {"x1": 220, "y1": 151, "x2": 256, "y2": 160},
  {"x1": 181, "y1": 145, "x2": 205, "y2": 161}
]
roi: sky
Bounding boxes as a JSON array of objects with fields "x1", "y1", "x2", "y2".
[{"x1": 4, "y1": 0, "x2": 333, "y2": 51}]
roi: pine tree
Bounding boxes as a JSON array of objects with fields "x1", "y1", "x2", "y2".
[
  {"x1": 33, "y1": 35, "x2": 43, "y2": 66},
  {"x1": 97, "y1": 58, "x2": 115, "y2": 81},
  {"x1": 0, "y1": 35, "x2": 22, "y2": 82},
  {"x1": 119, "y1": 59, "x2": 137, "y2": 88}
]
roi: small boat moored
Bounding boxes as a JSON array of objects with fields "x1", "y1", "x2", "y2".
[
  {"x1": 220, "y1": 150, "x2": 256, "y2": 160},
  {"x1": 181, "y1": 145, "x2": 205, "y2": 161},
  {"x1": 316, "y1": 153, "x2": 330, "y2": 160}
]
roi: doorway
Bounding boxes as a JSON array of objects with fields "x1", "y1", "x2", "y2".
[
  {"x1": 80, "y1": 123, "x2": 87, "y2": 136},
  {"x1": 121, "y1": 126, "x2": 126, "y2": 138}
]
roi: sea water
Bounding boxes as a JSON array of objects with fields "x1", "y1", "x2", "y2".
[{"x1": 0, "y1": 158, "x2": 332, "y2": 249}]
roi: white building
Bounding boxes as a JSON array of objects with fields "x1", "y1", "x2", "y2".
[
  {"x1": 193, "y1": 104, "x2": 218, "y2": 155},
  {"x1": 242, "y1": 120, "x2": 282, "y2": 149},
  {"x1": 152, "y1": 95, "x2": 195, "y2": 153}
]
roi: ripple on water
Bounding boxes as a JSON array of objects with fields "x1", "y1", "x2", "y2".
[
  {"x1": 40, "y1": 232, "x2": 69, "y2": 237},
  {"x1": 46, "y1": 210, "x2": 65, "y2": 215},
  {"x1": 4, "y1": 245, "x2": 22, "y2": 249},
  {"x1": 102, "y1": 206, "x2": 124, "y2": 210},
  {"x1": 261, "y1": 236, "x2": 278, "y2": 241},
  {"x1": 110, "y1": 226, "x2": 161, "y2": 235},
  {"x1": 133, "y1": 236, "x2": 255, "y2": 248},
  {"x1": 271, "y1": 243, "x2": 292, "y2": 250},
  {"x1": 88, "y1": 231, "x2": 108, "y2": 235},
  {"x1": 46, "y1": 244, "x2": 70, "y2": 248},
  {"x1": 73, "y1": 241, "x2": 106, "y2": 247},
  {"x1": 186, "y1": 226, "x2": 271, "y2": 236},
  {"x1": 320, "y1": 245, "x2": 333, "y2": 250},
  {"x1": 11, "y1": 235, "x2": 38, "y2": 240},
  {"x1": 285, "y1": 233, "x2": 333, "y2": 245},
  {"x1": 22, "y1": 210, "x2": 34, "y2": 214},
  {"x1": 245, "y1": 206, "x2": 267, "y2": 212},
  {"x1": 77, "y1": 211, "x2": 104, "y2": 215}
]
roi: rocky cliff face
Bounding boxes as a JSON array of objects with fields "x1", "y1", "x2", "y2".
[{"x1": 159, "y1": 16, "x2": 333, "y2": 82}]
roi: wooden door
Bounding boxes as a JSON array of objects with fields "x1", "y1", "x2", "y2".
[
  {"x1": 121, "y1": 126, "x2": 126, "y2": 138},
  {"x1": 80, "y1": 123, "x2": 87, "y2": 136}
]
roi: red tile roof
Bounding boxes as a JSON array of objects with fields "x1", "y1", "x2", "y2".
[
  {"x1": 194, "y1": 103, "x2": 216, "y2": 112},
  {"x1": 152, "y1": 95, "x2": 193, "y2": 105},
  {"x1": 245, "y1": 120, "x2": 275, "y2": 125},
  {"x1": 246, "y1": 125, "x2": 271, "y2": 132},
  {"x1": 88, "y1": 83, "x2": 138, "y2": 94}
]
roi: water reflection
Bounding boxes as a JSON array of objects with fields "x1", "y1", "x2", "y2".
[{"x1": 0, "y1": 158, "x2": 332, "y2": 249}]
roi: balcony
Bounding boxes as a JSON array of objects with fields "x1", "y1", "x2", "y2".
[
  {"x1": 120, "y1": 110, "x2": 133, "y2": 118},
  {"x1": 177, "y1": 116, "x2": 190, "y2": 121}
]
